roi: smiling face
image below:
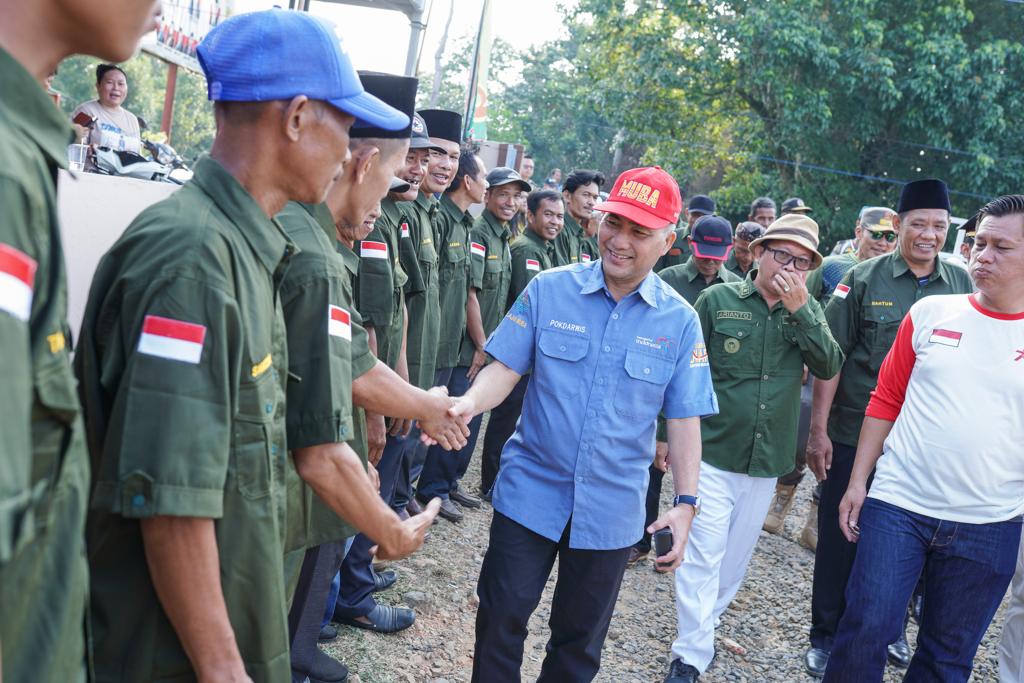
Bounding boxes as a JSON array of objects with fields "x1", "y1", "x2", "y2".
[
  {"x1": 896, "y1": 208, "x2": 949, "y2": 270},
  {"x1": 970, "y1": 214, "x2": 1024, "y2": 298},
  {"x1": 485, "y1": 183, "x2": 520, "y2": 223},
  {"x1": 855, "y1": 224, "x2": 898, "y2": 260},
  {"x1": 527, "y1": 197, "x2": 565, "y2": 241},
  {"x1": 394, "y1": 148, "x2": 430, "y2": 201},
  {"x1": 422, "y1": 139, "x2": 460, "y2": 194},
  {"x1": 598, "y1": 212, "x2": 675, "y2": 295},
  {"x1": 97, "y1": 68, "x2": 128, "y2": 108}
]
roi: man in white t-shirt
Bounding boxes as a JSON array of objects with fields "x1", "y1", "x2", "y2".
[{"x1": 822, "y1": 195, "x2": 1024, "y2": 682}]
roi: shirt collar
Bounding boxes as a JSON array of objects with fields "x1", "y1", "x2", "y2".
[
  {"x1": 190, "y1": 155, "x2": 295, "y2": 274},
  {"x1": 335, "y1": 240, "x2": 359, "y2": 276},
  {"x1": 415, "y1": 190, "x2": 437, "y2": 212},
  {"x1": 440, "y1": 194, "x2": 471, "y2": 225},
  {"x1": 0, "y1": 47, "x2": 74, "y2": 168},
  {"x1": 891, "y1": 250, "x2": 944, "y2": 282},
  {"x1": 736, "y1": 269, "x2": 762, "y2": 299},
  {"x1": 681, "y1": 257, "x2": 704, "y2": 283},
  {"x1": 482, "y1": 208, "x2": 510, "y2": 239},
  {"x1": 521, "y1": 227, "x2": 552, "y2": 250},
  {"x1": 563, "y1": 212, "x2": 583, "y2": 237},
  {"x1": 580, "y1": 262, "x2": 661, "y2": 308}
]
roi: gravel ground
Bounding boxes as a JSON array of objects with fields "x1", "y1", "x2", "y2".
[{"x1": 323, "y1": 419, "x2": 1011, "y2": 682}]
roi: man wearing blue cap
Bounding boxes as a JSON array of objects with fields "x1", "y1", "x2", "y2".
[
  {"x1": 802, "y1": 178, "x2": 973, "y2": 677},
  {"x1": 655, "y1": 194, "x2": 716, "y2": 272},
  {"x1": 0, "y1": 1, "x2": 160, "y2": 680},
  {"x1": 75, "y1": 10, "x2": 408, "y2": 682}
]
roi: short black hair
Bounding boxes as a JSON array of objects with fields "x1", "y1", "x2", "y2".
[
  {"x1": 524, "y1": 152, "x2": 533, "y2": 160},
  {"x1": 527, "y1": 190, "x2": 563, "y2": 214},
  {"x1": 749, "y1": 196, "x2": 776, "y2": 215},
  {"x1": 563, "y1": 169, "x2": 605, "y2": 195},
  {"x1": 978, "y1": 194, "x2": 1024, "y2": 220},
  {"x1": 96, "y1": 63, "x2": 126, "y2": 85},
  {"x1": 445, "y1": 144, "x2": 483, "y2": 195}
]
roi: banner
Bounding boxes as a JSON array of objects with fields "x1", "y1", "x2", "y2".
[{"x1": 465, "y1": 0, "x2": 494, "y2": 141}]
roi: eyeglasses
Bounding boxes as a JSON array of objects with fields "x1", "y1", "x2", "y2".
[
  {"x1": 866, "y1": 229, "x2": 897, "y2": 243},
  {"x1": 763, "y1": 246, "x2": 814, "y2": 271}
]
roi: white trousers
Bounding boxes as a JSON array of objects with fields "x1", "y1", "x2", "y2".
[
  {"x1": 670, "y1": 461, "x2": 776, "y2": 672},
  {"x1": 1000, "y1": 527, "x2": 1024, "y2": 683}
]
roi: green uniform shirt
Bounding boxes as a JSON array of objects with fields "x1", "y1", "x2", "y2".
[
  {"x1": 277, "y1": 202, "x2": 377, "y2": 551},
  {"x1": 824, "y1": 250, "x2": 973, "y2": 446},
  {"x1": 402, "y1": 192, "x2": 441, "y2": 389},
  {"x1": 655, "y1": 226, "x2": 692, "y2": 272},
  {"x1": 724, "y1": 249, "x2": 754, "y2": 280},
  {"x1": 434, "y1": 195, "x2": 472, "y2": 370},
  {"x1": 658, "y1": 257, "x2": 742, "y2": 307},
  {"x1": 458, "y1": 209, "x2": 512, "y2": 367},
  {"x1": 509, "y1": 228, "x2": 557, "y2": 304},
  {"x1": 0, "y1": 46, "x2": 90, "y2": 683},
  {"x1": 580, "y1": 232, "x2": 600, "y2": 264},
  {"x1": 805, "y1": 252, "x2": 859, "y2": 305},
  {"x1": 553, "y1": 212, "x2": 582, "y2": 266},
  {"x1": 355, "y1": 199, "x2": 407, "y2": 371},
  {"x1": 76, "y1": 156, "x2": 296, "y2": 683},
  {"x1": 695, "y1": 273, "x2": 843, "y2": 477}
]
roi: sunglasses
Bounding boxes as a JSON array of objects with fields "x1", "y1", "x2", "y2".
[
  {"x1": 866, "y1": 229, "x2": 897, "y2": 243},
  {"x1": 763, "y1": 246, "x2": 815, "y2": 271}
]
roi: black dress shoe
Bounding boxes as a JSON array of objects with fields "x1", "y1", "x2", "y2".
[
  {"x1": 307, "y1": 650, "x2": 348, "y2": 682},
  {"x1": 887, "y1": 634, "x2": 912, "y2": 667},
  {"x1": 805, "y1": 647, "x2": 829, "y2": 678},
  {"x1": 663, "y1": 659, "x2": 699, "y2": 682},
  {"x1": 450, "y1": 488, "x2": 482, "y2": 509},
  {"x1": 336, "y1": 603, "x2": 416, "y2": 633},
  {"x1": 372, "y1": 568, "x2": 397, "y2": 592},
  {"x1": 317, "y1": 623, "x2": 339, "y2": 642}
]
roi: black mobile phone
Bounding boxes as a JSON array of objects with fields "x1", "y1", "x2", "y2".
[{"x1": 653, "y1": 528, "x2": 673, "y2": 568}]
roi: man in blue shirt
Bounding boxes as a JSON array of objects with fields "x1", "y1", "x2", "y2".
[{"x1": 451, "y1": 166, "x2": 719, "y2": 682}]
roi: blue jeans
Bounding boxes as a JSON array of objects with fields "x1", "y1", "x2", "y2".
[{"x1": 824, "y1": 498, "x2": 1021, "y2": 682}]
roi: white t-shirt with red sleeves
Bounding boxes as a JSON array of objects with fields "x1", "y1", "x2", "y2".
[{"x1": 866, "y1": 293, "x2": 1024, "y2": 524}]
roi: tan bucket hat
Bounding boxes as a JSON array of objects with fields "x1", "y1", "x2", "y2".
[{"x1": 748, "y1": 213, "x2": 824, "y2": 268}]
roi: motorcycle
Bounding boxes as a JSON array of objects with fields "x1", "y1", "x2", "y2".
[{"x1": 71, "y1": 112, "x2": 192, "y2": 184}]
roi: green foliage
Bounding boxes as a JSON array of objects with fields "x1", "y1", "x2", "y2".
[{"x1": 53, "y1": 52, "x2": 214, "y2": 164}]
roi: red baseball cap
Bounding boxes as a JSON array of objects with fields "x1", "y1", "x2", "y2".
[{"x1": 594, "y1": 166, "x2": 682, "y2": 229}]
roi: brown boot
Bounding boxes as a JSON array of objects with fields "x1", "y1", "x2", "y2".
[
  {"x1": 763, "y1": 483, "x2": 797, "y2": 534},
  {"x1": 800, "y1": 500, "x2": 819, "y2": 551}
]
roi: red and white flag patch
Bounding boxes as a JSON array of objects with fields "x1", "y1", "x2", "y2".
[
  {"x1": 328, "y1": 305, "x2": 351, "y2": 341},
  {"x1": 137, "y1": 315, "x2": 206, "y2": 364},
  {"x1": 833, "y1": 283, "x2": 851, "y2": 299},
  {"x1": 0, "y1": 243, "x2": 37, "y2": 322},
  {"x1": 400, "y1": 222, "x2": 411, "y2": 239},
  {"x1": 360, "y1": 241, "x2": 388, "y2": 260},
  {"x1": 929, "y1": 328, "x2": 962, "y2": 348},
  {"x1": 581, "y1": 253, "x2": 592, "y2": 263},
  {"x1": 471, "y1": 242, "x2": 486, "y2": 258},
  {"x1": 525, "y1": 259, "x2": 541, "y2": 272}
]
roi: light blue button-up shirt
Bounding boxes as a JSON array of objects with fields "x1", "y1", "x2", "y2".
[{"x1": 486, "y1": 261, "x2": 719, "y2": 550}]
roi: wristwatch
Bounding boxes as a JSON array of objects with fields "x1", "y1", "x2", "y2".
[{"x1": 673, "y1": 494, "x2": 701, "y2": 515}]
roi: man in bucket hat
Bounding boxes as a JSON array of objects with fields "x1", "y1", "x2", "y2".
[
  {"x1": 449, "y1": 166, "x2": 718, "y2": 681},
  {"x1": 664, "y1": 214, "x2": 843, "y2": 683}
]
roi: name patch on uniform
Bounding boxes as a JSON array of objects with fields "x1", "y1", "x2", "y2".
[
  {"x1": 421, "y1": 237, "x2": 432, "y2": 245},
  {"x1": 137, "y1": 315, "x2": 207, "y2": 364},
  {"x1": 871, "y1": 300, "x2": 894, "y2": 307},
  {"x1": 400, "y1": 222, "x2": 410, "y2": 239},
  {"x1": 690, "y1": 342, "x2": 709, "y2": 367},
  {"x1": 449, "y1": 242, "x2": 462, "y2": 248},
  {"x1": 717, "y1": 310, "x2": 752, "y2": 321},
  {"x1": 0, "y1": 243, "x2": 37, "y2": 322},
  {"x1": 252, "y1": 353, "x2": 273, "y2": 378},
  {"x1": 328, "y1": 305, "x2": 352, "y2": 341},
  {"x1": 581, "y1": 253, "x2": 592, "y2": 263},
  {"x1": 360, "y1": 241, "x2": 388, "y2": 260},
  {"x1": 929, "y1": 328, "x2": 962, "y2": 348},
  {"x1": 549, "y1": 319, "x2": 587, "y2": 335},
  {"x1": 834, "y1": 283, "x2": 851, "y2": 299},
  {"x1": 47, "y1": 331, "x2": 65, "y2": 354},
  {"x1": 526, "y1": 259, "x2": 541, "y2": 272},
  {"x1": 471, "y1": 242, "x2": 486, "y2": 258},
  {"x1": 487, "y1": 255, "x2": 499, "y2": 260}
]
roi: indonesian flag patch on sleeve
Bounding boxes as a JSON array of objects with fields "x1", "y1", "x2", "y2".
[
  {"x1": 0, "y1": 243, "x2": 37, "y2": 322},
  {"x1": 928, "y1": 328, "x2": 962, "y2": 348},
  {"x1": 360, "y1": 241, "x2": 388, "y2": 260},
  {"x1": 581, "y1": 253, "x2": 592, "y2": 263},
  {"x1": 400, "y1": 222, "x2": 411, "y2": 239},
  {"x1": 137, "y1": 315, "x2": 206, "y2": 364},
  {"x1": 833, "y1": 283, "x2": 851, "y2": 299},
  {"x1": 471, "y1": 242, "x2": 486, "y2": 258},
  {"x1": 526, "y1": 259, "x2": 541, "y2": 272},
  {"x1": 328, "y1": 305, "x2": 351, "y2": 341}
]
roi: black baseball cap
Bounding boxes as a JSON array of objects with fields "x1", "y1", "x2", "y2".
[
  {"x1": 409, "y1": 113, "x2": 445, "y2": 152},
  {"x1": 486, "y1": 166, "x2": 531, "y2": 192},
  {"x1": 689, "y1": 215, "x2": 734, "y2": 260},
  {"x1": 781, "y1": 197, "x2": 813, "y2": 214},
  {"x1": 687, "y1": 194, "x2": 716, "y2": 216}
]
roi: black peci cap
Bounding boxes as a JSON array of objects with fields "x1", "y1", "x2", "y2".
[
  {"x1": 897, "y1": 178, "x2": 951, "y2": 214},
  {"x1": 687, "y1": 194, "x2": 716, "y2": 216},
  {"x1": 418, "y1": 108, "x2": 463, "y2": 144},
  {"x1": 351, "y1": 72, "x2": 418, "y2": 139}
]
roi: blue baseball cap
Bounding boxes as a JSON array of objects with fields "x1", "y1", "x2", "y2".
[{"x1": 197, "y1": 9, "x2": 408, "y2": 131}]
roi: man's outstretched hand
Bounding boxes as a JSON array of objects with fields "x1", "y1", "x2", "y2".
[{"x1": 371, "y1": 498, "x2": 441, "y2": 561}]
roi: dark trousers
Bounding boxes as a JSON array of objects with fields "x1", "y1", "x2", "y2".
[
  {"x1": 419, "y1": 366, "x2": 482, "y2": 499},
  {"x1": 394, "y1": 367, "x2": 454, "y2": 508},
  {"x1": 479, "y1": 375, "x2": 530, "y2": 495},
  {"x1": 824, "y1": 499, "x2": 1021, "y2": 682},
  {"x1": 335, "y1": 431, "x2": 406, "y2": 618},
  {"x1": 472, "y1": 512, "x2": 630, "y2": 683},
  {"x1": 288, "y1": 539, "x2": 348, "y2": 681},
  {"x1": 636, "y1": 465, "x2": 664, "y2": 553}
]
